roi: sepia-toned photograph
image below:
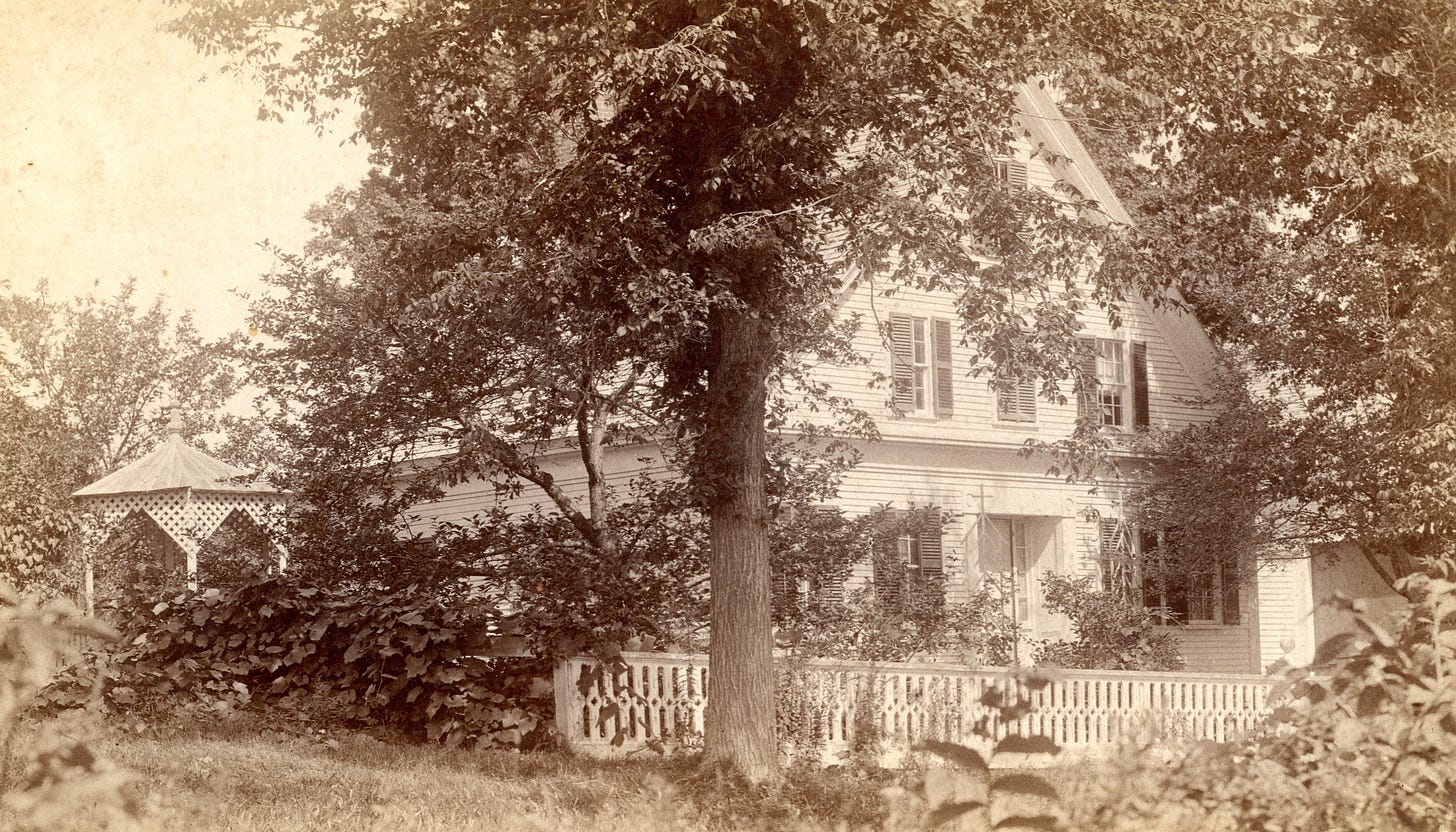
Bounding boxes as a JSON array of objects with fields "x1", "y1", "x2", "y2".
[{"x1": 2, "y1": 1, "x2": 1451, "y2": 829}]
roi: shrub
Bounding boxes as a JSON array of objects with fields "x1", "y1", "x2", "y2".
[
  {"x1": 0, "y1": 584, "x2": 135, "y2": 831},
  {"x1": 45, "y1": 575, "x2": 551, "y2": 749},
  {"x1": 1033, "y1": 574, "x2": 1184, "y2": 671},
  {"x1": 780, "y1": 581, "x2": 1017, "y2": 665},
  {"x1": 1065, "y1": 558, "x2": 1456, "y2": 832}
]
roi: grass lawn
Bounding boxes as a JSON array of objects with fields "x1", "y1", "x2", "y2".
[{"x1": 4, "y1": 718, "x2": 911, "y2": 832}]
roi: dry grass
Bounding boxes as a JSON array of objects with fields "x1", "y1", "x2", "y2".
[{"x1": 3, "y1": 718, "x2": 897, "y2": 832}]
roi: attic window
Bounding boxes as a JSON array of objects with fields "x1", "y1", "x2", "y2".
[{"x1": 995, "y1": 159, "x2": 1029, "y2": 189}]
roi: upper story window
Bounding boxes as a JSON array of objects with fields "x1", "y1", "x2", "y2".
[
  {"x1": 1095, "y1": 339, "x2": 1127, "y2": 427},
  {"x1": 996, "y1": 378, "x2": 1037, "y2": 424},
  {"x1": 890, "y1": 315, "x2": 954, "y2": 419},
  {"x1": 1077, "y1": 337, "x2": 1151, "y2": 430}
]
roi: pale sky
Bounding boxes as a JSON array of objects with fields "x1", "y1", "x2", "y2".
[{"x1": 1, "y1": 0, "x2": 373, "y2": 338}]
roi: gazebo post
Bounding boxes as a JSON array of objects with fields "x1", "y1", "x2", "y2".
[
  {"x1": 186, "y1": 547, "x2": 199, "y2": 591},
  {"x1": 83, "y1": 548, "x2": 95, "y2": 619}
]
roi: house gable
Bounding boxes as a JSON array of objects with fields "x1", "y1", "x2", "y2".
[
  {"x1": 1013, "y1": 82, "x2": 1217, "y2": 399},
  {"x1": 803, "y1": 82, "x2": 1221, "y2": 447}
]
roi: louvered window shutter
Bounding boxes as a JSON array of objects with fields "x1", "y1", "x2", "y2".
[
  {"x1": 998, "y1": 378, "x2": 1037, "y2": 422},
  {"x1": 997, "y1": 159, "x2": 1029, "y2": 189},
  {"x1": 932, "y1": 319, "x2": 954, "y2": 418},
  {"x1": 815, "y1": 576, "x2": 845, "y2": 606},
  {"x1": 1098, "y1": 518, "x2": 1133, "y2": 599},
  {"x1": 1076, "y1": 337, "x2": 1099, "y2": 422},
  {"x1": 1007, "y1": 160, "x2": 1028, "y2": 189},
  {"x1": 1132, "y1": 341, "x2": 1150, "y2": 430},
  {"x1": 1220, "y1": 558, "x2": 1242, "y2": 624},
  {"x1": 919, "y1": 513, "x2": 944, "y2": 577},
  {"x1": 873, "y1": 510, "x2": 906, "y2": 605},
  {"x1": 812, "y1": 506, "x2": 846, "y2": 605},
  {"x1": 1138, "y1": 529, "x2": 1164, "y2": 616},
  {"x1": 890, "y1": 316, "x2": 915, "y2": 411},
  {"x1": 771, "y1": 571, "x2": 797, "y2": 607}
]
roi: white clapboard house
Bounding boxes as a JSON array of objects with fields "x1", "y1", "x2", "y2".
[{"x1": 408, "y1": 84, "x2": 1316, "y2": 675}]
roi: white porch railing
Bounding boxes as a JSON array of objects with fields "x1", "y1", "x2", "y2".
[{"x1": 553, "y1": 652, "x2": 1273, "y2": 763}]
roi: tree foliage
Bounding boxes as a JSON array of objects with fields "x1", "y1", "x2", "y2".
[
  {"x1": 1033, "y1": 574, "x2": 1185, "y2": 672},
  {"x1": 1067, "y1": 559, "x2": 1456, "y2": 832},
  {"x1": 0, "y1": 586, "x2": 130, "y2": 830},
  {"x1": 0, "y1": 396, "x2": 88, "y2": 596},
  {"x1": 0, "y1": 282, "x2": 242, "y2": 593},
  {"x1": 168, "y1": 0, "x2": 1162, "y2": 779},
  {"x1": 1056, "y1": 0, "x2": 1456, "y2": 581},
  {"x1": 0, "y1": 281, "x2": 240, "y2": 475}
]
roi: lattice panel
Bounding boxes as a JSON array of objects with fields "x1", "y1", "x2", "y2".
[
  {"x1": 188, "y1": 492, "x2": 288, "y2": 541},
  {"x1": 79, "y1": 489, "x2": 287, "y2": 556}
]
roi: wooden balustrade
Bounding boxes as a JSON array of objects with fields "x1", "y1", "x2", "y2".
[{"x1": 554, "y1": 652, "x2": 1273, "y2": 764}]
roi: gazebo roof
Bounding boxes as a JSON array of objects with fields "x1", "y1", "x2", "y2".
[{"x1": 73, "y1": 429, "x2": 275, "y2": 499}]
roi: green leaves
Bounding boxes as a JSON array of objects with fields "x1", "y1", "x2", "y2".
[{"x1": 70, "y1": 575, "x2": 548, "y2": 749}]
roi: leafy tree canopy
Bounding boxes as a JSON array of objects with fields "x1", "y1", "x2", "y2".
[
  {"x1": 0, "y1": 281, "x2": 242, "y2": 592},
  {"x1": 163, "y1": 0, "x2": 1236, "y2": 779},
  {"x1": 0, "y1": 281, "x2": 241, "y2": 476},
  {"x1": 1050, "y1": 0, "x2": 1456, "y2": 581}
]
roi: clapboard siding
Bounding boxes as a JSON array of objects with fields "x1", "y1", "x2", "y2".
[
  {"x1": 799, "y1": 274, "x2": 1215, "y2": 447},
  {"x1": 391, "y1": 98, "x2": 1289, "y2": 677},
  {"x1": 405, "y1": 444, "x2": 667, "y2": 531},
  {"x1": 1255, "y1": 558, "x2": 1316, "y2": 669},
  {"x1": 1164, "y1": 626, "x2": 1257, "y2": 674}
]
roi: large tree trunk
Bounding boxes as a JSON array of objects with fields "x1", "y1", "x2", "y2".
[{"x1": 701, "y1": 308, "x2": 779, "y2": 783}]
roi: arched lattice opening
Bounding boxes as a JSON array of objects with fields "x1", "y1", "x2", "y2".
[{"x1": 195, "y1": 508, "x2": 286, "y2": 585}]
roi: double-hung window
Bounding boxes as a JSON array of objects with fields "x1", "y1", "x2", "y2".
[
  {"x1": 1096, "y1": 339, "x2": 1127, "y2": 427},
  {"x1": 771, "y1": 506, "x2": 848, "y2": 610},
  {"x1": 873, "y1": 508, "x2": 945, "y2": 607},
  {"x1": 890, "y1": 315, "x2": 954, "y2": 418},
  {"x1": 1077, "y1": 338, "x2": 1151, "y2": 430}
]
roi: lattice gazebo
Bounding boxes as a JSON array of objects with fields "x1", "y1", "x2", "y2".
[{"x1": 73, "y1": 418, "x2": 287, "y2": 591}]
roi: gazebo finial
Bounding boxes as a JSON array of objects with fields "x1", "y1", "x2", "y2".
[{"x1": 165, "y1": 403, "x2": 184, "y2": 438}]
